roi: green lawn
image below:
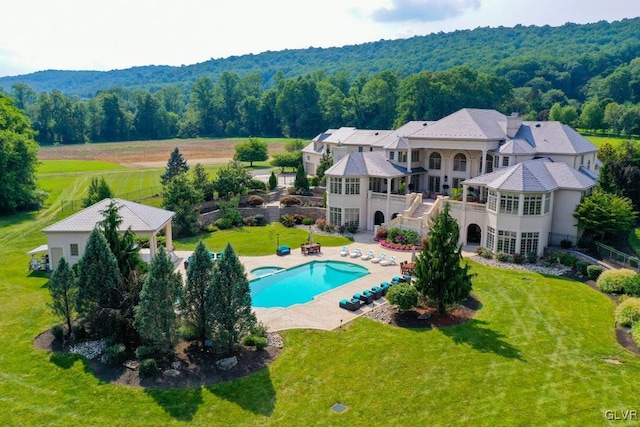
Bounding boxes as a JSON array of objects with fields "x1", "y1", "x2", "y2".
[
  {"x1": 1, "y1": 160, "x2": 640, "y2": 425},
  {"x1": 629, "y1": 228, "x2": 640, "y2": 257},
  {"x1": 584, "y1": 133, "x2": 640, "y2": 148}
]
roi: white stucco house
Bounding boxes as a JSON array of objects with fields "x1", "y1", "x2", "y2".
[
  {"x1": 40, "y1": 198, "x2": 175, "y2": 271},
  {"x1": 305, "y1": 108, "x2": 599, "y2": 256}
]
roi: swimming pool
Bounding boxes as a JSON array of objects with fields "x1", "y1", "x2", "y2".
[{"x1": 250, "y1": 260, "x2": 369, "y2": 308}]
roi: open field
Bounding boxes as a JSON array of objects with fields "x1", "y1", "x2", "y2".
[
  {"x1": 1, "y1": 140, "x2": 640, "y2": 425},
  {"x1": 584, "y1": 133, "x2": 640, "y2": 148}
]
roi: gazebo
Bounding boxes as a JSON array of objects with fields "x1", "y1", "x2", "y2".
[{"x1": 39, "y1": 198, "x2": 175, "y2": 271}]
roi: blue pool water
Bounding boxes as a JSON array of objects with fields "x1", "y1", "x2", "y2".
[
  {"x1": 250, "y1": 261, "x2": 369, "y2": 308},
  {"x1": 251, "y1": 266, "x2": 284, "y2": 277}
]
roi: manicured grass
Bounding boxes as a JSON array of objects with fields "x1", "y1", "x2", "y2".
[
  {"x1": 37, "y1": 160, "x2": 126, "y2": 174},
  {"x1": 584, "y1": 133, "x2": 640, "y2": 148},
  {"x1": 174, "y1": 222, "x2": 352, "y2": 255},
  {"x1": 2, "y1": 158, "x2": 640, "y2": 425}
]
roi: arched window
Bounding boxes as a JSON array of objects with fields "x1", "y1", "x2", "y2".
[
  {"x1": 453, "y1": 153, "x2": 467, "y2": 171},
  {"x1": 429, "y1": 152, "x2": 441, "y2": 170}
]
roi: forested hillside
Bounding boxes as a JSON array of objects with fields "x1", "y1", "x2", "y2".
[
  {"x1": 1, "y1": 18, "x2": 639, "y2": 96},
  {"x1": 1, "y1": 18, "x2": 639, "y2": 142}
]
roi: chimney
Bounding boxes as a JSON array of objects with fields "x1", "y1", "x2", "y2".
[{"x1": 506, "y1": 112, "x2": 521, "y2": 138}]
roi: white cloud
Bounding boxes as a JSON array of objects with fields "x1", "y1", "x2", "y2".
[{"x1": 371, "y1": 0, "x2": 481, "y2": 23}]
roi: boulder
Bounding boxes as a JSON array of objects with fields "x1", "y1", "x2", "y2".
[{"x1": 216, "y1": 356, "x2": 238, "y2": 371}]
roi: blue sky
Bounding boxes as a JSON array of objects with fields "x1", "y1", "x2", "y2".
[{"x1": 1, "y1": 0, "x2": 640, "y2": 77}]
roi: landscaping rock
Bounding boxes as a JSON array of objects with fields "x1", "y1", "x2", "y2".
[
  {"x1": 163, "y1": 368, "x2": 181, "y2": 377},
  {"x1": 124, "y1": 360, "x2": 139, "y2": 370},
  {"x1": 171, "y1": 361, "x2": 182, "y2": 370},
  {"x1": 267, "y1": 332, "x2": 284, "y2": 348},
  {"x1": 216, "y1": 356, "x2": 238, "y2": 371}
]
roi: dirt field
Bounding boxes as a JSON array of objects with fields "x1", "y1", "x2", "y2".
[{"x1": 37, "y1": 138, "x2": 287, "y2": 166}]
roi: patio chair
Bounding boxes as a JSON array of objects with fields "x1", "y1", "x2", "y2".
[
  {"x1": 380, "y1": 255, "x2": 397, "y2": 266},
  {"x1": 339, "y1": 298, "x2": 362, "y2": 311},
  {"x1": 370, "y1": 286, "x2": 383, "y2": 299},
  {"x1": 360, "y1": 249, "x2": 375, "y2": 261},
  {"x1": 354, "y1": 292, "x2": 374, "y2": 305},
  {"x1": 340, "y1": 246, "x2": 349, "y2": 257},
  {"x1": 371, "y1": 253, "x2": 386, "y2": 263},
  {"x1": 380, "y1": 282, "x2": 390, "y2": 295},
  {"x1": 350, "y1": 247, "x2": 363, "y2": 258}
]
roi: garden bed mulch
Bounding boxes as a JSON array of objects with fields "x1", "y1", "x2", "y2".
[{"x1": 34, "y1": 331, "x2": 280, "y2": 389}]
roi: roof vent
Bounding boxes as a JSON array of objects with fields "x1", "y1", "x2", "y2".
[
  {"x1": 423, "y1": 122, "x2": 428, "y2": 126},
  {"x1": 535, "y1": 123, "x2": 541, "y2": 128},
  {"x1": 374, "y1": 132, "x2": 379, "y2": 135}
]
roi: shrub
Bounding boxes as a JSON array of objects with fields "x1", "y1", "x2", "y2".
[
  {"x1": 215, "y1": 217, "x2": 233, "y2": 230},
  {"x1": 386, "y1": 227, "x2": 401, "y2": 244},
  {"x1": 243, "y1": 335, "x2": 267, "y2": 351},
  {"x1": 302, "y1": 217, "x2": 314, "y2": 226},
  {"x1": 495, "y1": 251, "x2": 510, "y2": 262},
  {"x1": 254, "y1": 214, "x2": 265, "y2": 225},
  {"x1": 560, "y1": 239, "x2": 573, "y2": 249},
  {"x1": 622, "y1": 274, "x2": 640, "y2": 297},
  {"x1": 104, "y1": 343, "x2": 127, "y2": 367},
  {"x1": 247, "y1": 195, "x2": 264, "y2": 206},
  {"x1": 203, "y1": 223, "x2": 219, "y2": 233},
  {"x1": 633, "y1": 322, "x2": 640, "y2": 346},
  {"x1": 279, "y1": 195, "x2": 301, "y2": 206},
  {"x1": 512, "y1": 253, "x2": 525, "y2": 264},
  {"x1": 575, "y1": 261, "x2": 590, "y2": 276},
  {"x1": 51, "y1": 324, "x2": 64, "y2": 341},
  {"x1": 248, "y1": 179, "x2": 267, "y2": 192},
  {"x1": 615, "y1": 298, "x2": 640, "y2": 327},
  {"x1": 72, "y1": 324, "x2": 88, "y2": 341},
  {"x1": 337, "y1": 224, "x2": 346, "y2": 234},
  {"x1": 526, "y1": 252, "x2": 538, "y2": 263},
  {"x1": 586, "y1": 265, "x2": 604, "y2": 280},
  {"x1": 293, "y1": 214, "x2": 305, "y2": 225},
  {"x1": 310, "y1": 176, "x2": 320, "y2": 187},
  {"x1": 139, "y1": 358, "x2": 157, "y2": 377},
  {"x1": 250, "y1": 322, "x2": 268, "y2": 338},
  {"x1": 554, "y1": 252, "x2": 577, "y2": 267},
  {"x1": 346, "y1": 222, "x2": 358, "y2": 233},
  {"x1": 375, "y1": 227, "x2": 388, "y2": 240},
  {"x1": 597, "y1": 268, "x2": 636, "y2": 294},
  {"x1": 243, "y1": 216, "x2": 257, "y2": 226},
  {"x1": 135, "y1": 345, "x2": 157, "y2": 360},
  {"x1": 281, "y1": 214, "x2": 296, "y2": 227},
  {"x1": 475, "y1": 246, "x2": 493, "y2": 259},
  {"x1": 178, "y1": 323, "x2": 199, "y2": 341},
  {"x1": 386, "y1": 282, "x2": 418, "y2": 311}
]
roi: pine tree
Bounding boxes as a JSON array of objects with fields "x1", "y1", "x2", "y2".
[
  {"x1": 134, "y1": 247, "x2": 183, "y2": 354},
  {"x1": 413, "y1": 202, "x2": 475, "y2": 315},
  {"x1": 210, "y1": 243, "x2": 256, "y2": 353},
  {"x1": 182, "y1": 240, "x2": 215, "y2": 342},
  {"x1": 83, "y1": 177, "x2": 113, "y2": 207},
  {"x1": 268, "y1": 170, "x2": 278, "y2": 191},
  {"x1": 161, "y1": 147, "x2": 189, "y2": 185},
  {"x1": 293, "y1": 161, "x2": 309, "y2": 194},
  {"x1": 76, "y1": 228, "x2": 122, "y2": 319},
  {"x1": 47, "y1": 257, "x2": 77, "y2": 338}
]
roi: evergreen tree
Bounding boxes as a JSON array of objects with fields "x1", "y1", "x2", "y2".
[
  {"x1": 76, "y1": 229, "x2": 122, "y2": 320},
  {"x1": 163, "y1": 173, "x2": 202, "y2": 237},
  {"x1": 413, "y1": 202, "x2": 474, "y2": 315},
  {"x1": 47, "y1": 257, "x2": 77, "y2": 338},
  {"x1": 134, "y1": 247, "x2": 183, "y2": 354},
  {"x1": 268, "y1": 170, "x2": 278, "y2": 191},
  {"x1": 210, "y1": 243, "x2": 256, "y2": 353},
  {"x1": 161, "y1": 147, "x2": 189, "y2": 185},
  {"x1": 315, "y1": 146, "x2": 332, "y2": 179},
  {"x1": 293, "y1": 162, "x2": 309, "y2": 194},
  {"x1": 181, "y1": 241, "x2": 215, "y2": 342},
  {"x1": 83, "y1": 177, "x2": 114, "y2": 207}
]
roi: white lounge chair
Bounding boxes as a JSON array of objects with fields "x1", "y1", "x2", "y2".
[
  {"x1": 349, "y1": 248, "x2": 362, "y2": 258},
  {"x1": 360, "y1": 250, "x2": 374, "y2": 261},
  {"x1": 371, "y1": 253, "x2": 386, "y2": 263},
  {"x1": 339, "y1": 246, "x2": 349, "y2": 257},
  {"x1": 380, "y1": 255, "x2": 397, "y2": 266}
]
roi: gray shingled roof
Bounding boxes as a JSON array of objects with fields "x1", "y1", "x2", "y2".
[
  {"x1": 410, "y1": 108, "x2": 507, "y2": 139},
  {"x1": 515, "y1": 122, "x2": 597, "y2": 154},
  {"x1": 325, "y1": 151, "x2": 406, "y2": 178},
  {"x1": 462, "y1": 159, "x2": 595, "y2": 192},
  {"x1": 495, "y1": 139, "x2": 537, "y2": 155},
  {"x1": 43, "y1": 198, "x2": 175, "y2": 233}
]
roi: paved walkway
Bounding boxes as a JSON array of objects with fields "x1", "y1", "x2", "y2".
[{"x1": 172, "y1": 232, "x2": 478, "y2": 332}]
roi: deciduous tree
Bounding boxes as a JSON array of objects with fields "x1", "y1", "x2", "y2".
[
  {"x1": 234, "y1": 137, "x2": 268, "y2": 167},
  {"x1": 574, "y1": 190, "x2": 636, "y2": 240},
  {"x1": 413, "y1": 202, "x2": 474, "y2": 315}
]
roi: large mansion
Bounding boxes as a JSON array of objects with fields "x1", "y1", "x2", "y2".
[{"x1": 303, "y1": 108, "x2": 599, "y2": 256}]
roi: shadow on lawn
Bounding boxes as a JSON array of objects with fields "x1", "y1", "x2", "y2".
[
  {"x1": 206, "y1": 367, "x2": 276, "y2": 417},
  {"x1": 145, "y1": 387, "x2": 204, "y2": 422},
  {"x1": 439, "y1": 319, "x2": 525, "y2": 361}
]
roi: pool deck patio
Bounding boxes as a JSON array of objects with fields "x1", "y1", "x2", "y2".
[{"x1": 173, "y1": 233, "x2": 477, "y2": 332}]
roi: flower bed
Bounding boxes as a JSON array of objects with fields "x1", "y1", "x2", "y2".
[{"x1": 379, "y1": 240, "x2": 422, "y2": 251}]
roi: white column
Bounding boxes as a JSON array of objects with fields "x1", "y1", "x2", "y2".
[
  {"x1": 150, "y1": 234, "x2": 157, "y2": 259},
  {"x1": 165, "y1": 222, "x2": 173, "y2": 251},
  {"x1": 481, "y1": 149, "x2": 487, "y2": 175}
]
